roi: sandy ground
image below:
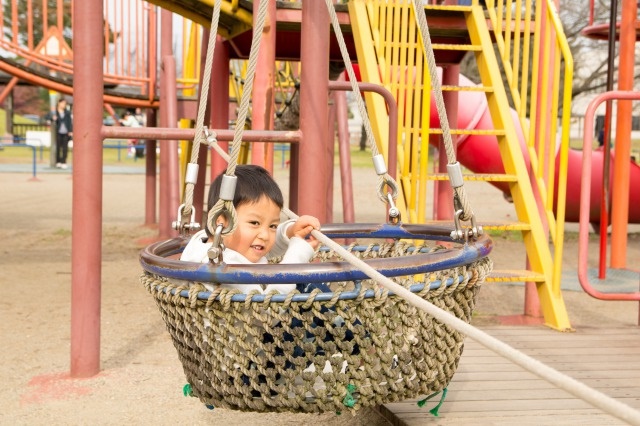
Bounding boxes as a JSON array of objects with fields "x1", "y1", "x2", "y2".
[{"x1": 1, "y1": 166, "x2": 638, "y2": 425}]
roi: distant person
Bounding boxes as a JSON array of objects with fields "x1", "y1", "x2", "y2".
[
  {"x1": 119, "y1": 109, "x2": 144, "y2": 158},
  {"x1": 597, "y1": 128, "x2": 605, "y2": 148},
  {"x1": 48, "y1": 98, "x2": 73, "y2": 169},
  {"x1": 134, "y1": 107, "x2": 146, "y2": 127}
]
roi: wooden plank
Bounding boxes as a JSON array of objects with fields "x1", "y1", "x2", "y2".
[
  {"x1": 458, "y1": 353, "x2": 640, "y2": 364},
  {"x1": 462, "y1": 346, "x2": 640, "y2": 356},
  {"x1": 479, "y1": 326, "x2": 640, "y2": 336},
  {"x1": 465, "y1": 338, "x2": 640, "y2": 349},
  {"x1": 388, "y1": 397, "x2": 640, "y2": 412},
  {"x1": 451, "y1": 377, "x2": 640, "y2": 390},
  {"x1": 453, "y1": 370, "x2": 640, "y2": 380},
  {"x1": 443, "y1": 387, "x2": 640, "y2": 401},
  {"x1": 383, "y1": 325, "x2": 640, "y2": 425}
]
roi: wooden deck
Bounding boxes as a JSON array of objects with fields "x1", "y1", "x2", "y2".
[{"x1": 379, "y1": 326, "x2": 640, "y2": 425}]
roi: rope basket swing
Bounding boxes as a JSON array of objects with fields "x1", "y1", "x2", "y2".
[
  {"x1": 140, "y1": 0, "x2": 493, "y2": 415},
  {"x1": 141, "y1": 225, "x2": 492, "y2": 413}
]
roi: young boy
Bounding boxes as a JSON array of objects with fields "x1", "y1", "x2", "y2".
[{"x1": 180, "y1": 164, "x2": 320, "y2": 294}]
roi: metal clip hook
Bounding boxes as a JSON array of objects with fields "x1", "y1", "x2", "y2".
[
  {"x1": 387, "y1": 192, "x2": 401, "y2": 224},
  {"x1": 172, "y1": 203, "x2": 201, "y2": 236},
  {"x1": 207, "y1": 223, "x2": 225, "y2": 263},
  {"x1": 450, "y1": 209, "x2": 466, "y2": 242},
  {"x1": 450, "y1": 209, "x2": 483, "y2": 242}
]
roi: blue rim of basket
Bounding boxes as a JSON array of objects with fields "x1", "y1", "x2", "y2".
[
  {"x1": 156, "y1": 273, "x2": 472, "y2": 303},
  {"x1": 140, "y1": 223, "x2": 492, "y2": 302}
]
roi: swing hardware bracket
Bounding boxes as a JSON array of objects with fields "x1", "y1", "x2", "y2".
[
  {"x1": 450, "y1": 210, "x2": 483, "y2": 241},
  {"x1": 387, "y1": 193, "x2": 401, "y2": 224},
  {"x1": 172, "y1": 203, "x2": 200, "y2": 235},
  {"x1": 207, "y1": 223, "x2": 225, "y2": 263}
]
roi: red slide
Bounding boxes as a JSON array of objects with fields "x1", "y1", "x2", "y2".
[{"x1": 428, "y1": 74, "x2": 640, "y2": 224}]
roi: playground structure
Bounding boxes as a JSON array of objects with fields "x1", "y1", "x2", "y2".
[{"x1": 1, "y1": 0, "x2": 639, "y2": 420}]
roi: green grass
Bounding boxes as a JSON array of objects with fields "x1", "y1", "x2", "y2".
[
  {"x1": 0, "y1": 139, "x2": 146, "y2": 166},
  {"x1": 1, "y1": 139, "x2": 381, "y2": 169}
]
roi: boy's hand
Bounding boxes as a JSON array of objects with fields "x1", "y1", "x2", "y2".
[{"x1": 287, "y1": 215, "x2": 321, "y2": 249}]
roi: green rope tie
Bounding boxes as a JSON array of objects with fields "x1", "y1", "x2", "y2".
[
  {"x1": 416, "y1": 388, "x2": 448, "y2": 417},
  {"x1": 183, "y1": 383, "x2": 193, "y2": 397},
  {"x1": 342, "y1": 384, "x2": 357, "y2": 408}
]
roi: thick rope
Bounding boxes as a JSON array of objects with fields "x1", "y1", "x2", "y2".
[
  {"x1": 410, "y1": 0, "x2": 474, "y2": 222},
  {"x1": 324, "y1": 0, "x2": 398, "y2": 204},
  {"x1": 206, "y1": 0, "x2": 270, "y2": 237},
  {"x1": 180, "y1": 0, "x2": 222, "y2": 227}
]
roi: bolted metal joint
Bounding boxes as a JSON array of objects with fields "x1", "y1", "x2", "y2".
[{"x1": 172, "y1": 203, "x2": 201, "y2": 235}]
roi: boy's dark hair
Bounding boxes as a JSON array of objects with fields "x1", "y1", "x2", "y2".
[{"x1": 208, "y1": 164, "x2": 284, "y2": 213}]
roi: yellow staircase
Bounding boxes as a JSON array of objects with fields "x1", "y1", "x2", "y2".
[{"x1": 348, "y1": 0, "x2": 572, "y2": 330}]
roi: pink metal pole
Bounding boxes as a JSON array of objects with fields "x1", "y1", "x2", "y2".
[
  {"x1": 334, "y1": 74, "x2": 354, "y2": 224},
  {"x1": 102, "y1": 126, "x2": 300, "y2": 143},
  {"x1": 327, "y1": 81, "x2": 398, "y2": 178},
  {"x1": 610, "y1": 0, "x2": 637, "y2": 268},
  {"x1": 158, "y1": 10, "x2": 174, "y2": 239},
  {"x1": 250, "y1": 0, "x2": 276, "y2": 172},
  {"x1": 579, "y1": 90, "x2": 640, "y2": 302},
  {"x1": 163, "y1": 55, "x2": 181, "y2": 235},
  {"x1": 144, "y1": 109, "x2": 157, "y2": 226},
  {"x1": 326, "y1": 91, "x2": 336, "y2": 222},
  {"x1": 210, "y1": 35, "x2": 231, "y2": 181},
  {"x1": 71, "y1": 0, "x2": 104, "y2": 377},
  {"x1": 434, "y1": 65, "x2": 458, "y2": 220},
  {"x1": 296, "y1": 0, "x2": 330, "y2": 220},
  {"x1": 144, "y1": 5, "x2": 157, "y2": 227}
]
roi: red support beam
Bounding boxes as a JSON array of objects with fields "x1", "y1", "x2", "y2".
[
  {"x1": 296, "y1": 0, "x2": 330, "y2": 221},
  {"x1": 70, "y1": 0, "x2": 104, "y2": 378}
]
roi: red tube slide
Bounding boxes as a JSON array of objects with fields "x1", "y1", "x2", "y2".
[{"x1": 429, "y1": 74, "x2": 640, "y2": 223}]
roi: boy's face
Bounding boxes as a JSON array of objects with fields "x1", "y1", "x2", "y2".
[{"x1": 222, "y1": 195, "x2": 281, "y2": 263}]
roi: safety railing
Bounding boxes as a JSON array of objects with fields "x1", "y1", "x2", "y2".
[
  {"x1": 578, "y1": 90, "x2": 640, "y2": 303},
  {"x1": 484, "y1": 0, "x2": 574, "y2": 295},
  {"x1": 0, "y1": 141, "x2": 41, "y2": 180}
]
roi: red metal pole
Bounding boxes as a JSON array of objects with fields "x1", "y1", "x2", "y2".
[
  {"x1": 335, "y1": 74, "x2": 354, "y2": 224},
  {"x1": 210, "y1": 35, "x2": 230, "y2": 182},
  {"x1": 144, "y1": 109, "x2": 157, "y2": 226},
  {"x1": 597, "y1": 0, "x2": 619, "y2": 278},
  {"x1": 71, "y1": 0, "x2": 103, "y2": 377},
  {"x1": 297, "y1": 0, "x2": 330, "y2": 221},
  {"x1": 145, "y1": 5, "x2": 157, "y2": 226},
  {"x1": 326, "y1": 90, "x2": 336, "y2": 222},
  {"x1": 158, "y1": 10, "x2": 174, "y2": 239},
  {"x1": 610, "y1": 0, "x2": 637, "y2": 268},
  {"x1": 435, "y1": 65, "x2": 459, "y2": 220},
  {"x1": 163, "y1": 55, "x2": 180, "y2": 235},
  {"x1": 250, "y1": 0, "x2": 276, "y2": 172}
]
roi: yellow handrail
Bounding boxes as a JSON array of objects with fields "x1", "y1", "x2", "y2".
[{"x1": 485, "y1": 0, "x2": 574, "y2": 296}]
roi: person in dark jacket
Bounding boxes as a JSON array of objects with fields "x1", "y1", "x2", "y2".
[{"x1": 51, "y1": 98, "x2": 73, "y2": 169}]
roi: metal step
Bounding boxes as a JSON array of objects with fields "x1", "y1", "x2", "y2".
[
  {"x1": 428, "y1": 128, "x2": 506, "y2": 136},
  {"x1": 488, "y1": 269, "x2": 546, "y2": 283},
  {"x1": 432, "y1": 43, "x2": 481, "y2": 51},
  {"x1": 426, "y1": 220, "x2": 531, "y2": 232},
  {"x1": 442, "y1": 84, "x2": 494, "y2": 93},
  {"x1": 426, "y1": 173, "x2": 518, "y2": 183}
]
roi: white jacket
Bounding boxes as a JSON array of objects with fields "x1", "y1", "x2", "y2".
[{"x1": 180, "y1": 220, "x2": 315, "y2": 294}]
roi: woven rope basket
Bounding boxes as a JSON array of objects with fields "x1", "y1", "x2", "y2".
[{"x1": 141, "y1": 239, "x2": 492, "y2": 413}]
